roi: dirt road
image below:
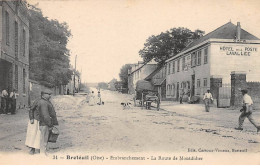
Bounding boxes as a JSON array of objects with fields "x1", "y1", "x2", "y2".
[{"x1": 0, "y1": 89, "x2": 259, "y2": 164}]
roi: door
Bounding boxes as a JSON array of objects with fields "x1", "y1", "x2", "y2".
[
  {"x1": 191, "y1": 74, "x2": 195, "y2": 96},
  {"x1": 176, "y1": 82, "x2": 179, "y2": 101}
]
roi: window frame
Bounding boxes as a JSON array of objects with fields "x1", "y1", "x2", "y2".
[
  {"x1": 197, "y1": 50, "x2": 201, "y2": 66},
  {"x1": 5, "y1": 11, "x2": 10, "y2": 45},
  {"x1": 203, "y1": 78, "x2": 207, "y2": 87},
  {"x1": 182, "y1": 56, "x2": 185, "y2": 71},
  {"x1": 197, "y1": 79, "x2": 201, "y2": 88},
  {"x1": 177, "y1": 59, "x2": 180, "y2": 72},
  {"x1": 204, "y1": 47, "x2": 208, "y2": 64}
]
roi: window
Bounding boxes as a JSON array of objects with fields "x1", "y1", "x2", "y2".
[
  {"x1": 168, "y1": 62, "x2": 171, "y2": 75},
  {"x1": 167, "y1": 84, "x2": 170, "y2": 96},
  {"x1": 172, "y1": 61, "x2": 175, "y2": 74},
  {"x1": 197, "y1": 50, "x2": 201, "y2": 66},
  {"x1": 15, "y1": 21, "x2": 18, "y2": 58},
  {"x1": 22, "y1": 29, "x2": 26, "y2": 56},
  {"x1": 182, "y1": 57, "x2": 185, "y2": 71},
  {"x1": 197, "y1": 79, "x2": 201, "y2": 88},
  {"x1": 191, "y1": 52, "x2": 197, "y2": 67},
  {"x1": 177, "y1": 59, "x2": 180, "y2": 72},
  {"x1": 23, "y1": 69, "x2": 26, "y2": 93},
  {"x1": 203, "y1": 78, "x2": 207, "y2": 87},
  {"x1": 204, "y1": 47, "x2": 208, "y2": 64},
  {"x1": 164, "y1": 66, "x2": 167, "y2": 77},
  {"x1": 15, "y1": 65, "x2": 18, "y2": 90},
  {"x1": 5, "y1": 11, "x2": 10, "y2": 45},
  {"x1": 172, "y1": 84, "x2": 175, "y2": 97}
]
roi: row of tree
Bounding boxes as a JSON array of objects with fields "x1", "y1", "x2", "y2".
[
  {"x1": 119, "y1": 27, "x2": 205, "y2": 88},
  {"x1": 28, "y1": 4, "x2": 73, "y2": 88}
]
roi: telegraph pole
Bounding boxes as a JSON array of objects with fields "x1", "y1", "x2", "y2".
[{"x1": 73, "y1": 55, "x2": 77, "y2": 96}]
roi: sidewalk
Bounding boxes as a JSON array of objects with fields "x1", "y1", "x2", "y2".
[{"x1": 160, "y1": 101, "x2": 260, "y2": 133}]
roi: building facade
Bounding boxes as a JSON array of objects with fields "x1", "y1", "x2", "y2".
[
  {"x1": 165, "y1": 22, "x2": 260, "y2": 101},
  {"x1": 128, "y1": 60, "x2": 157, "y2": 94},
  {"x1": 0, "y1": 1, "x2": 29, "y2": 108}
]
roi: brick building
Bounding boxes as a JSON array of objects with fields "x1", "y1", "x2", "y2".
[
  {"x1": 128, "y1": 60, "x2": 157, "y2": 94},
  {"x1": 165, "y1": 22, "x2": 260, "y2": 101},
  {"x1": 0, "y1": 1, "x2": 29, "y2": 108}
]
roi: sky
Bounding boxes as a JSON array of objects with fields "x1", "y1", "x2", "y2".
[{"x1": 27, "y1": 0, "x2": 260, "y2": 83}]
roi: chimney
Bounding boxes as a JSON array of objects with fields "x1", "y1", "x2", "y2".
[{"x1": 236, "y1": 22, "x2": 241, "y2": 40}]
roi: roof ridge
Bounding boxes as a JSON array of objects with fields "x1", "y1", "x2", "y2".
[{"x1": 188, "y1": 22, "x2": 234, "y2": 46}]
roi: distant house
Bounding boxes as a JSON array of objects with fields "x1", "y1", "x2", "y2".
[
  {"x1": 114, "y1": 81, "x2": 123, "y2": 91},
  {"x1": 144, "y1": 64, "x2": 167, "y2": 100},
  {"x1": 66, "y1": 71, "x2": 80, "y2": 95},
  {"x1": 128, "y1": 60, "x2": 157, "y2": 94}
]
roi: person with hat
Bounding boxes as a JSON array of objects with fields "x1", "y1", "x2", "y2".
[
  {"x1": 9, "y1": 89, "x2": 19, "y2": 114},
  {"x1": 203, "y1": 89, "x2": 213, "y2": 112},
  {"x1": 235, "y1": 89, "x2": 260, "y2": 132},
  {"x1": 25, "y1": 89, "x2": 58, "y2": 155},
  {"x1": 1, "y1": 89, "x2": 8, "y2": 114}
]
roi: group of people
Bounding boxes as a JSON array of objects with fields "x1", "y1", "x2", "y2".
[
  {"x1": 202, "y1": 89, "x2": 260, "y2": 133},
  {"x1": 88, "y1": 90, "x2": 102, "y2": 106},
  {"x1": 0, "y1": 89, "x2": 18, "y2": 115},
  {"x1": 25, "y1": 89, "x2": 59, "y2": 155}
]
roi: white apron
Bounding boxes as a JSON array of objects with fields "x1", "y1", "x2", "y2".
[{"x1": 25, "y1": 120, "x2": 41, "y2": 149}]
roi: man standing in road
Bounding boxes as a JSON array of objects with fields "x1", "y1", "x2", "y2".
[
  {"x1": 38, "y1": 89, "x2": 58, "y2": 155},
  {"x1": 235, "y1": 89, "x2": 260, "y2": 132},
  {"x1": 203, "y1": 89, "x2": 213, "y2": 112},
  {"x1": 1, "y1": 89, "x2": 8, "y2": 114},
  {"x1": 9, "y1": 89, "x2": 19, "y2": 115},
  {"x1": 26, "y1": 89, "x2": 58, "y2": 155}
]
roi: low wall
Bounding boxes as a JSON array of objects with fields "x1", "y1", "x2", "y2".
[{"x1": 29, "y1": 80, "x2": 65, "y2": 106}]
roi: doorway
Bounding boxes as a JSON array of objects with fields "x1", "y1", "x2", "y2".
[{"x1": 191, "y1": 74, "x2": 195, "y2": 96}]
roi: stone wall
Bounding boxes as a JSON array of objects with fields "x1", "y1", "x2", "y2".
[{"x1": 29, "y1": 80, "x2": 65, "y2": 106}]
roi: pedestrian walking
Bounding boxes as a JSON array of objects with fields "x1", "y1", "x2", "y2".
[
  {"x1": 25, "y1": 89, "x2": 58, "y2": 155},
  {"x1": 235, "y1": 89, "x2": 260, "y2": 132},
  {"x1": 89, "y1": 91, "x2": 95, "y2": 106},
  {"x1": 203, "y1": 89, "x2": 213, "y2": 112},
  {"x1": 1, "y1": 89, "x2": 8, "y2": 114},
  {"x1": 97, "y1": 91, "x2": 101, "y2": 105},
  {"x1": 9, "y1": 89, "x2": 19, "y2": 114}
]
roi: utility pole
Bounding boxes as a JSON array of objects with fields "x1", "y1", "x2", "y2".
[{"x1": 73, "y1": 55, "x2": 77, "y2": 96}]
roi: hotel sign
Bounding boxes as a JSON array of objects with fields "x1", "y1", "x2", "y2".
[{"x1": 220, "y1": 46, "x2": 257, "y2": 56}]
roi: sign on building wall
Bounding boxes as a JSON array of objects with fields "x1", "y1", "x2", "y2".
[{"x1": 219, "y1": 46, "x2": 258, "y2": 56}]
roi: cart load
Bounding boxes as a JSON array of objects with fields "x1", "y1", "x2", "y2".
[{"x1": 134, "y1": 80, "x2": 160, "y2": 111}]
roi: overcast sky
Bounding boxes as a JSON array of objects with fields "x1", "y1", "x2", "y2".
[{"x1": 27, "y1": 0, "x2": 260, "y2": 83}]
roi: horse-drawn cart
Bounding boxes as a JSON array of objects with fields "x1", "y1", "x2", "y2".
[{"x1": 134, "y1": 80, "x2": 160, "y2": 111}]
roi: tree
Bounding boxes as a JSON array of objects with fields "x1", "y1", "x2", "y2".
[
  {"x1": 139, "y1": 27, "x2": 204, "y2": 63},
  {"x1": 119, "y1": 64, "x2": 132, "y2": 88},
  {"x1": 28, "y1": 4, "x2": 73, "y2": 88},
  {"x1": 98, "y1": 82, "x2": 108, "y2": 90}
]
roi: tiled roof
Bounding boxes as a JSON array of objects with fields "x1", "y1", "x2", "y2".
[{"x1": 181, "y1": 22, "x2": 259, "y2": 53}]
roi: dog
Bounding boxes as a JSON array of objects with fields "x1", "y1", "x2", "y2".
[{"x1": 121, "y1": 102, "x2": 132, "y2": 110}]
